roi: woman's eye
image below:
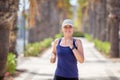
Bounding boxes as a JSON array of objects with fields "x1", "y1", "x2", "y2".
[{"x1": 64, "y1": 27, "x2": 72, "y2": 29}]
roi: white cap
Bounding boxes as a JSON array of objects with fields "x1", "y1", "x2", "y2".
[{"x1": 62, "y1": 19, "x2": 74, "y2": 28}]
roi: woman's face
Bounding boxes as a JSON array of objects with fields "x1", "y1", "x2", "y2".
[{"x1": 62, "y1": 25, "x2": 74, "y2": 37}]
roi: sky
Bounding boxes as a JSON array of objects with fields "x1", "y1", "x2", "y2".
[
  {"x1": 19, "y1": 0, "x2": 78, "y2": 12},
  {"x1": 19, "y1": 0, "x2": 29, "y2": 12},
  {"x1": 70, "y1": 0, "x2": 78, "y2": 6}
]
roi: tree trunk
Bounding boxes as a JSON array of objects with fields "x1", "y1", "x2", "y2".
[
  {"x1": 106, "y1": 17, "x2": 111, "y2": 42},
  {"x1": 29, "y1": 0, "x2": 55, "y2": 42},
  {"x1": 92, "y1": 1, "x2": 97, "y2": 39},
  {"x1": 95, "y1": 0, "x2": 107, "y2": 41},
  {"x1": 86, "y1": 0, "x2": 107, "y2": 41},
  {"x1": 0, "y1": 29, "x2": 9, "y2": 80},
  {"x1": 109, "y1": 18, "x2": 119, "y2": 57},
  {"x1": 0, "y1": 0, "x2": 19, "y2": 79},
  {"x1": 107, "y1": 0, "x2": 120, "y2": 57},
  {"x1": 29, "y1": 0, "x2": 69, "y2": 42},
  {"x1": 9, "y1": 14, "x2": 18, "y2": 57}
]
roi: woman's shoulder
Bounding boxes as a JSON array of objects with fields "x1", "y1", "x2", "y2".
[
  {"x1": 74, "y1": 38, "x2": 82, "y2": 44},
  {"x1": 53, "y1": 38, "x2": 62, "y2": 45},
  {"x1": 54, "y1": 38, "x2": 59, "y2": 43}
]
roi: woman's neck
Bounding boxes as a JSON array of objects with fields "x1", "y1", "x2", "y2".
[{"x1": 63, "y1": 36, "x2": 73, "y2": 40}]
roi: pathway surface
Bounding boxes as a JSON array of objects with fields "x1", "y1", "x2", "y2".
[{"x1": 14, "y1": 38, "x2": 120, "y2": 80}]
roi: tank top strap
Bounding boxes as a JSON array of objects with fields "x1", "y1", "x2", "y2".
[
  {"x1": 58, "y1": 38, "x2": 62, "y2": 45},
  {"x1": 73, "y1": 38, "x2": 77, "y2": 49},
  {"x1": 58, "y1": 38, "x2": 77, "y2": 49}
]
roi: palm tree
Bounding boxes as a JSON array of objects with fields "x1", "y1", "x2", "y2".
[
  {"x1": 0, "y1": 0, "x2": 19, "y2": 79},
  {"x1": 84, "y1": 0, "x2": 107, "y2": 41},
  {"x1": 107, "y1": 0, "x2": 120, "y2": 57},
  {"x1": 9, "y1": 15, "x2": 18, "y2": 57},
  {"x1": 28, "y1": 0, "x2": 71, "y2": 42}
]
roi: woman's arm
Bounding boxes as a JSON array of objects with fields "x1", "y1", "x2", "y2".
[
  {"x1": 72, "y1": 39, "x2": 84, "y2": 63},
  {"x1": 50, "y1": 39, "x2": 58, "y2": 63},
  {"x1": 68, "y1": 39, "x2": 84, "y2": 63}
]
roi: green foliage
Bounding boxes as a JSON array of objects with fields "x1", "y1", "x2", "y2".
[
  {"x1": 24, "y1": 42, "x2": 40, "y2": 56},
  {"x1": 77, "y1": 0, "x2": 87, "y2": 20},
  {"x1": 6, "y1": 53, "x2": 16, "y2": 74},
  {"x1": 84, "y1": 34, "x2": 110, "y2": 55},
  {"x1": 84, "y1": 34, "x2": 93, "y2": 42},
  {"x1": 40, "y1": 38, "x2": 53, "y2": 49},
  {"x1": 76, "y1": 0, "x2": 87, "y2": 29},
  {"x1": 78, "y1": 0, "x2": 87, "y2": 6},
  {"x1": 94, "y1": 39, "x2": 110, "y2": 54},
  {"x1": 25, "y1": 38, "x2": 53, "y2": 57},
  {"x1": 54, "y1": 33, "x2": 63, "y2": 39},
  {"x1": 73, "y1": 31, "x2": 84, "y2": 37}
]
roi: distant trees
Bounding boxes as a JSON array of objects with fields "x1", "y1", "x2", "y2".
[
  {"x1": 81, "y1": 0, "x2": 107, "y2": 41},
  {"x1": 28, "y1": 0, "x2": 72, "y2": 42},
  {"x1": 79, "y1": 0, "x2": 120, "y2": 57}
]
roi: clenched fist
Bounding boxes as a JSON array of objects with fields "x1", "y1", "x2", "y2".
[
  {"x1": 66, "y1": 39, "x2": 73, "y2": 49},
  {"x1": 50, "y1": 54, "x2": 56, "y2": 63}
]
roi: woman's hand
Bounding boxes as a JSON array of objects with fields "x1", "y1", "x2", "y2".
[
  {"x1": 50, "y1": 54, "x2": 56, "y2": 63},
  {"x1": 66, "y1": 39, "x2": 73, "y2": 49}
]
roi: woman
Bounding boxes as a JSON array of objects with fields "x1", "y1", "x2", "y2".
[{"x1": 50, "y1": 19, "x2": 84, "y2": 80}]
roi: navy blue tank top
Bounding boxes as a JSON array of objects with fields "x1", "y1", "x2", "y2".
[{"x1": 55, "y1": 38, "x2": 78, "y2": 78}]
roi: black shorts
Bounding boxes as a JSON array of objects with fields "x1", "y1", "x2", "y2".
[{"x1": 53, "y1": 75, "x2": 79, "y2": 80}]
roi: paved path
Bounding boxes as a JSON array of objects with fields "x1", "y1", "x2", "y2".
[{"x1": 14, "y1": 38, "x2": 120, "y2": 80}]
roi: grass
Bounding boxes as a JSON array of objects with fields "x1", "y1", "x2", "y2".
[
  {"x1": 84, "y1": 33, "x2": 110, "y2": 56},
  {"x1": 94, "y1": 39, "x2": 110, "y2": 55},
  {"x1": 84, "y1": 33, "x2": 93, "y2": 42},
  {"x1": 24, "y1": 38, "x2": 53, "y2": 57}
]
